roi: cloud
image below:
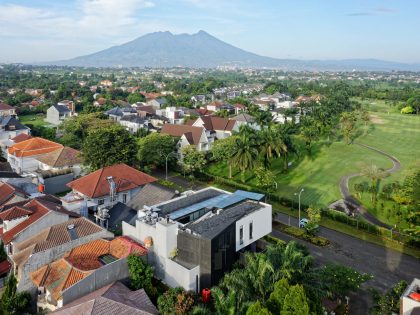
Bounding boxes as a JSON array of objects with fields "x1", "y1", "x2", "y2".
[
  {"x1": 347, "y1": 6, "x2": 398, "y2": 17},
  {"x1": 0, "y1": 1, "x2": 172, "y2": 61}
]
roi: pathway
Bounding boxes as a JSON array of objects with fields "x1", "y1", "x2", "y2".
[{"x1": 339, "y1": 143, "x2": 401, "y2": 229}]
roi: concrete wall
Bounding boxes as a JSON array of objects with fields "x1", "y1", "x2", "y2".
[
  {"x1": 8, "y1": 154, "x2": 40, "y2": 174},
  {"x1": 165, "y1": 259, "x2": 199, "y2": 292},
  {"x1": 61, "y1": 257, "x2": 130, "y2": 305},
  {"x1": 16, "y1": 229, "x2": 114, "y2": 292},
  {"x1": 235, "y1": 204, "x2": 272, "y2": 252},
  {"x1": 39, "y1": 173, "x2": 74, "y2": 195}
]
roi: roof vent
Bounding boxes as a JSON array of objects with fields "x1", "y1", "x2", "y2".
[{"x1": 67, "y1": 224, "x2": 75, "y2": 230}]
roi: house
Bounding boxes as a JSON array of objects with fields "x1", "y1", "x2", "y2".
[
  {"x1": 57, "y1": 100, "x2": 75, "y2": 113},
  {"x1": 156, "y1": 107, "x2": 185, "y2": 124},
  {"x1": 63, "y1": 163, "x2": 156, "y2": 213},
  {"x1": 105, "y1": 106, "x2": 137, "y2": 121},
  {"x1": 7, "y1": 137, "x2": 63, "y2": 175},
  {"x1": 123, "y1": 187, "x2": 272, "y2": 292},
  {"x1": 192, "y1": 116, "x2": 239, "y2": 140},
  {"x1": 0, "y1": 182, "x2": 29, "y2": 208},
  {"x1": 191, "y1": 95, "x2": 206, "y2": 104},
  {"x1": 232, "y1": 113, "x2": 260, "y2": 130},
  {"x1": 161, "y1": 124, "x2": 212, "y2": 152},
  {"x1": 0, "y1": 116, "x2": 31, "y2": 155},
  {"x1": 93, "y1": 97, "x2": 106, "y2": 107},
  {"x1": 137, "y1": 105, "x2": 156, "y2": 117},
  {"x1": 148, "y1": 114, "x2": 170, "y2": 129},
  {"x1": 52, "y1": 282, "x2": 158, "y2": 315},
  {"x1": 45, "y1": 105, "x2": 72, "y2": 125},
  {"x1": 0, "y1": 103, "x2": 17, "y2": 117},
  {"x1": 233, "y1": 103, "x2": 246, "y2": 114},
  {"x1": 206, "y1": 101, "x2": 235, "y2": 114},
  {"x1": 10, "y1": 217, "x2": 113, "y2": 292},
  {"x1": 10, "y1": 134, "x2": 32, "y2": 144},
  {"x1": 99, "y1": 80, "x2": 113, "y2": 87},
  {"x1": 400, "y1": 278, "x2": 420, "y2": 315},
  {"x1": 127, "y1": 183, "x2": 177, "y2": 212},
  {"x1": 31, "y1": 236, "x2": 147, "y2": 311},
  {"x1": 0, "y1": 196, "x2": 80, "y2": 255},
  {"x1": 227, "y1": 90, "x2": 241, "y2": 100},
  {"x1": 147, "y1": 98, "x2": 167, "y2": 109},
  {"x1": 36, "y1": 146, "x2": 83, "y2": 194},
  {"x1": 118, "y1": 115, "x2": 152, "y2": 134}
]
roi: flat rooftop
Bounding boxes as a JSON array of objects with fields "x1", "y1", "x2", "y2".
[{"x1": 187, "y1": 200, "x2": 263, "y2": 239}]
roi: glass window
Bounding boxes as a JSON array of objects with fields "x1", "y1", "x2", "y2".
[
  {"x1": 98, "y1": 199, "x2": 105, "y2": 205},
  {"x1": 249, "y1": 221, "x2": 253, "y2": 239},
  {"x1": 239, "y1": 225, "x2": 243, "y2": 245}
]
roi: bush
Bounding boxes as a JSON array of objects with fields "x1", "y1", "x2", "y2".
[
  {"x1": 279, "y1": 223, "x2": 330, "y2": 246},
  {"x1": 264, "y1": 235, "x2": 286, "y2": 246},
  {"x1": 157, "y1": 287, "x2": 195, "y2": 315}
]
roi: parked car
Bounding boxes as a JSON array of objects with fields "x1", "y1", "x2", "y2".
[{"x1": 299, "y1": 218, "x2": 309, "y2": 228}]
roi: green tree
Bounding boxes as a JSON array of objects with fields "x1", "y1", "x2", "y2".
[
  {"x1": 211, "y1": 136, "x2": 238, "y2": 178},
  {"x1": 127, "y1": 255, "x2": 155, "y2": 297},
  {"x1": 360, "y1": 164, "x2": 388, "y2": 205},
  {"x1": 255, "y1": 166, "x2": 276, "y2": 194},
  {"x1": 246, "y1": 301, "x2": 272, "y2": 315},
  {"x1": 0, "y1": 274, "x2": 31, "y2": 315},
  {"x1": 281, "y1": 284, "x2": 310, "y2": 315},
  {"x1": 401, "y1": 106, "x2": 415, "y2": 114},
  {"x1": 212, "y1": 287, "x2": 237, "y2": 315},
  {"x1": 127, "y1": 92, "x2": 145, "y2": 104},
  {"x1": 157, "y1": 287, "x2": 195, "y2": 315},
  {"x1": 259, "y1": 127, "x2": 287, "y2": 169},
  {"x1": 0, "y1": 241, "x2": 7, "y2": 262},
  {"x1": 82, "y1": 124, "x2": 137, "y2": 170},
  {"x1": 231, "y1": 127, "x2": 259, "y2": 182},
  {"x1": 354, "y1": 182, "x2": 368, "y2": 199},
  {"x1": 182, "y1": 145, "x2": 206, "y2": 175},
  {"x1": 370, "y1": 280, "x2": 408, "y2": 315},
  {"x1": 300, "y1": 119, "x2": 319, "y2": 155},
  {"x1": 137, "y1": 133, "x2": 177, "y2": 168},
  {"x1": 266, "y1": 278, "x2": 290, "y2": 313},
  {"x1": 340, "y1": 112, "x2": 358, "y2": 144}
]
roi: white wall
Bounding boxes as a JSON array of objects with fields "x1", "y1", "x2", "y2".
[{"x1": 235, "y1": 204, "x2": 272, "y2": 251}]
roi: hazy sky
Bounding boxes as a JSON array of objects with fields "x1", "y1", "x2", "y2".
[{"x1": 0, "y1": 0, "x2": 419, "y2": 63}]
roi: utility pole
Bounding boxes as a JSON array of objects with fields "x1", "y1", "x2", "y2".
[{"x1": 294, "y1": 188, "x2": 304, "y2": 228}]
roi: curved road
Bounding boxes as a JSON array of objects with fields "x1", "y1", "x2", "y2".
[{"x1": 339, "y1": 143, "x2": 401, "y2": 229}]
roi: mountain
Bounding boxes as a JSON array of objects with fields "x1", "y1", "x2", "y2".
[{"x1": 50, "y1": 31, "x2": 420, "y2": 71}]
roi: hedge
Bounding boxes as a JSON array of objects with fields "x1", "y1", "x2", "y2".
[{"x1": 274, "y1": 221, "x2": 330, "y2": 247}]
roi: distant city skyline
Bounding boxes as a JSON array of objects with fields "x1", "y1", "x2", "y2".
[{"x1": 0, "y1": 0, "x2": 419, "y2": 64}]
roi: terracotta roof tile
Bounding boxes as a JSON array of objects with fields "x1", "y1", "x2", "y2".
[
  {"x1": 7, "y1": 137, "x2": 63, "y2": 158},
  {"x1": 67, "y1": 164, "x2": 156, "y2": 198},
  {"x1": 64, "y1": 239, "x2": 110, "y2": 271},
  {"x1": 36, "y1": 147, "x2": 82, "y2": 168},
  {"x1": 10, "y1": 134, "x2": 32, "y2": 143},
  {"x1": 0, "y1": 206, "x2": 32, "y2": 221},
  {"x1": 199, "y1": 116, "x2": 236, "y2": 132},
  {"x1": 161, "y1": 124, "x2": 205, "y2": 146},
  {"x1": 0, "y1": 103, "x2": 14, "y2": 110}
]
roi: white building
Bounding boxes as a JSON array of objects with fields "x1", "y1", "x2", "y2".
[{"x1": 123, "y1": 187, "x2": 272, "y2": 292}]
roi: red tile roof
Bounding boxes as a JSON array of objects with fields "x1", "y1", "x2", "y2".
[
  {"x1": 198, "y1": 116, "x2": 237, "y2": 132},
  {"x1": 31, "y1": 237, "x2": 147, "y2": 301},
  {"x1": 67, "y1": 164, "x2": 156, "y2": 198},
  {"x1": 0, "y1": 260, "x2": 11, "y2": 277},
  {"x1": 0, "y1": 206, "x2": 32, "y2": 221},
  {"x1": 36, "y1": 146, "x2": 82, "y2": 168},
  {"x1": 0, "y1": 103, "x2": 14, "y2": 110},
  {"x1": 10, "y1": 133, "x2": 32, "y2": 143},
  {"x1": 161, "y1": 124, "x2": 205, "y2": 146},
  {"x1": 7, "y1": 137, "x2": 63, "y2": 158}
]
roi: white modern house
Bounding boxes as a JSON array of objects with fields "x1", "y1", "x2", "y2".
[{"x1": 123, "y1": 187, "x2": 272, "y2": 292}]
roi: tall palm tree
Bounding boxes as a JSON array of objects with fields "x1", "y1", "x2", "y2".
[
  {"x1": 360, "y1": 164, "x2": 388, "y2": 204},
  {"x1": 230, "y1": 131, "x2": 259, "y2": 182},
  {"x1": 212, "y1": 287, "x2": 237, "y2": 315},
  {"x1": 259, "y1": 128, "x2": 287, "y2": 169},
  {"x1": 245, "y1": 252, "x2": 276, "y2": 301}
]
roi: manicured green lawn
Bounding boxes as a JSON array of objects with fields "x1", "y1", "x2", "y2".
[
  {"x1": 209, "y1": 139, "x2": 392, "y2": 207},
  {"x1": 18, "y1": 114, "x2": 51, "y2": 127},
  {"x1": 348, "y1": 98, "x2": 420, "y2": 226}
]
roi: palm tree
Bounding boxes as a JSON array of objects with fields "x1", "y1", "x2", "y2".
[
  {"x1": 245, "y1": 252, "x2": 276, "y2": 301},
  {"x1": 259, "y1": 127, "x2": 287, "y2": 169},
  {"x1": 212, "y1": 287, "x2": 237, "y2": 315},
  {"x1": 360, "y1": 164, "x2": 388, "y2": 204},
  {"x1": 230, "y1": 127, "x2": 259, "y2": 182}
]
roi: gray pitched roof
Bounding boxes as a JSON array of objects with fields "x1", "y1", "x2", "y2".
[
  {"x1": 107, "y1": 202, "x2": 137, "y2": 229},
  {"x1": 53, "y1": 104, "x2": 71, "y2": 113},
  {"x1": 127, "y1": 183, "x2": 177, "y2": 211},
  {"x1": 233, "y1": 113, "x2": 255, "y2": 123},
  {"x1": 0, "y1": 116, "x2": 29, "y2": 131},
  {"x1": 105, "y1": 107, "x2": 124, "y2": 116}
]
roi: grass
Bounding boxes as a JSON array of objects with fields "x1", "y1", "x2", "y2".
[
  {"x1": 208, "y1": 139, "x2": 392, "y2": 207},
  {"x1": 348, "y1": 98, "x2": 420, "y2": 226},
  {"x1": 19, "y1": 114, "x2": 52, "y2": 127}
]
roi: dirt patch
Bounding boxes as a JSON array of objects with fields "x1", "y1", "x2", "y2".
[{"x1": 370, "y1": 114, "x2": 384, "y2": 124}]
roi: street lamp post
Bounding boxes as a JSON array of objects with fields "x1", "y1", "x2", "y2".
[
  {"x1": 294, "y1": 188, "x2": 304, "y2": 228},
  {"x1": 161, "y1": 151, "x2": 177, "y2": 180}
]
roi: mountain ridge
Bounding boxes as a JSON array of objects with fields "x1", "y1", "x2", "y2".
[{"x1": 48, "y1": 31, "x2": 420, "y2": 71}]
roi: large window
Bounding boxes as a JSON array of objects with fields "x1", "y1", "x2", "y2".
[
  {"x1": 249, "y1": 221, "x2": 253, "y2": 239},
  {"x1": 98, "y1": 199, "x2": 105, "y2": 205},
  {"x1": 239, "y1": 225, "x2": 244, "y2": 245}
]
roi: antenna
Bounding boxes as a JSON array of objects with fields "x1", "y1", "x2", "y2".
[{"x1": 106, "y1": 176, "x2": 117, "y2": 207}]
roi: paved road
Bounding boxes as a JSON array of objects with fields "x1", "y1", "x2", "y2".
[
  {"x1": 275, "y1": 213, "x2": 419, "y2": 292},
  {"x1": 339, "y1": 143, "x2": 401, "y2": 229},
  {"x1": 152, "y1": 170, "x2": 205, "y2": 191}
]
